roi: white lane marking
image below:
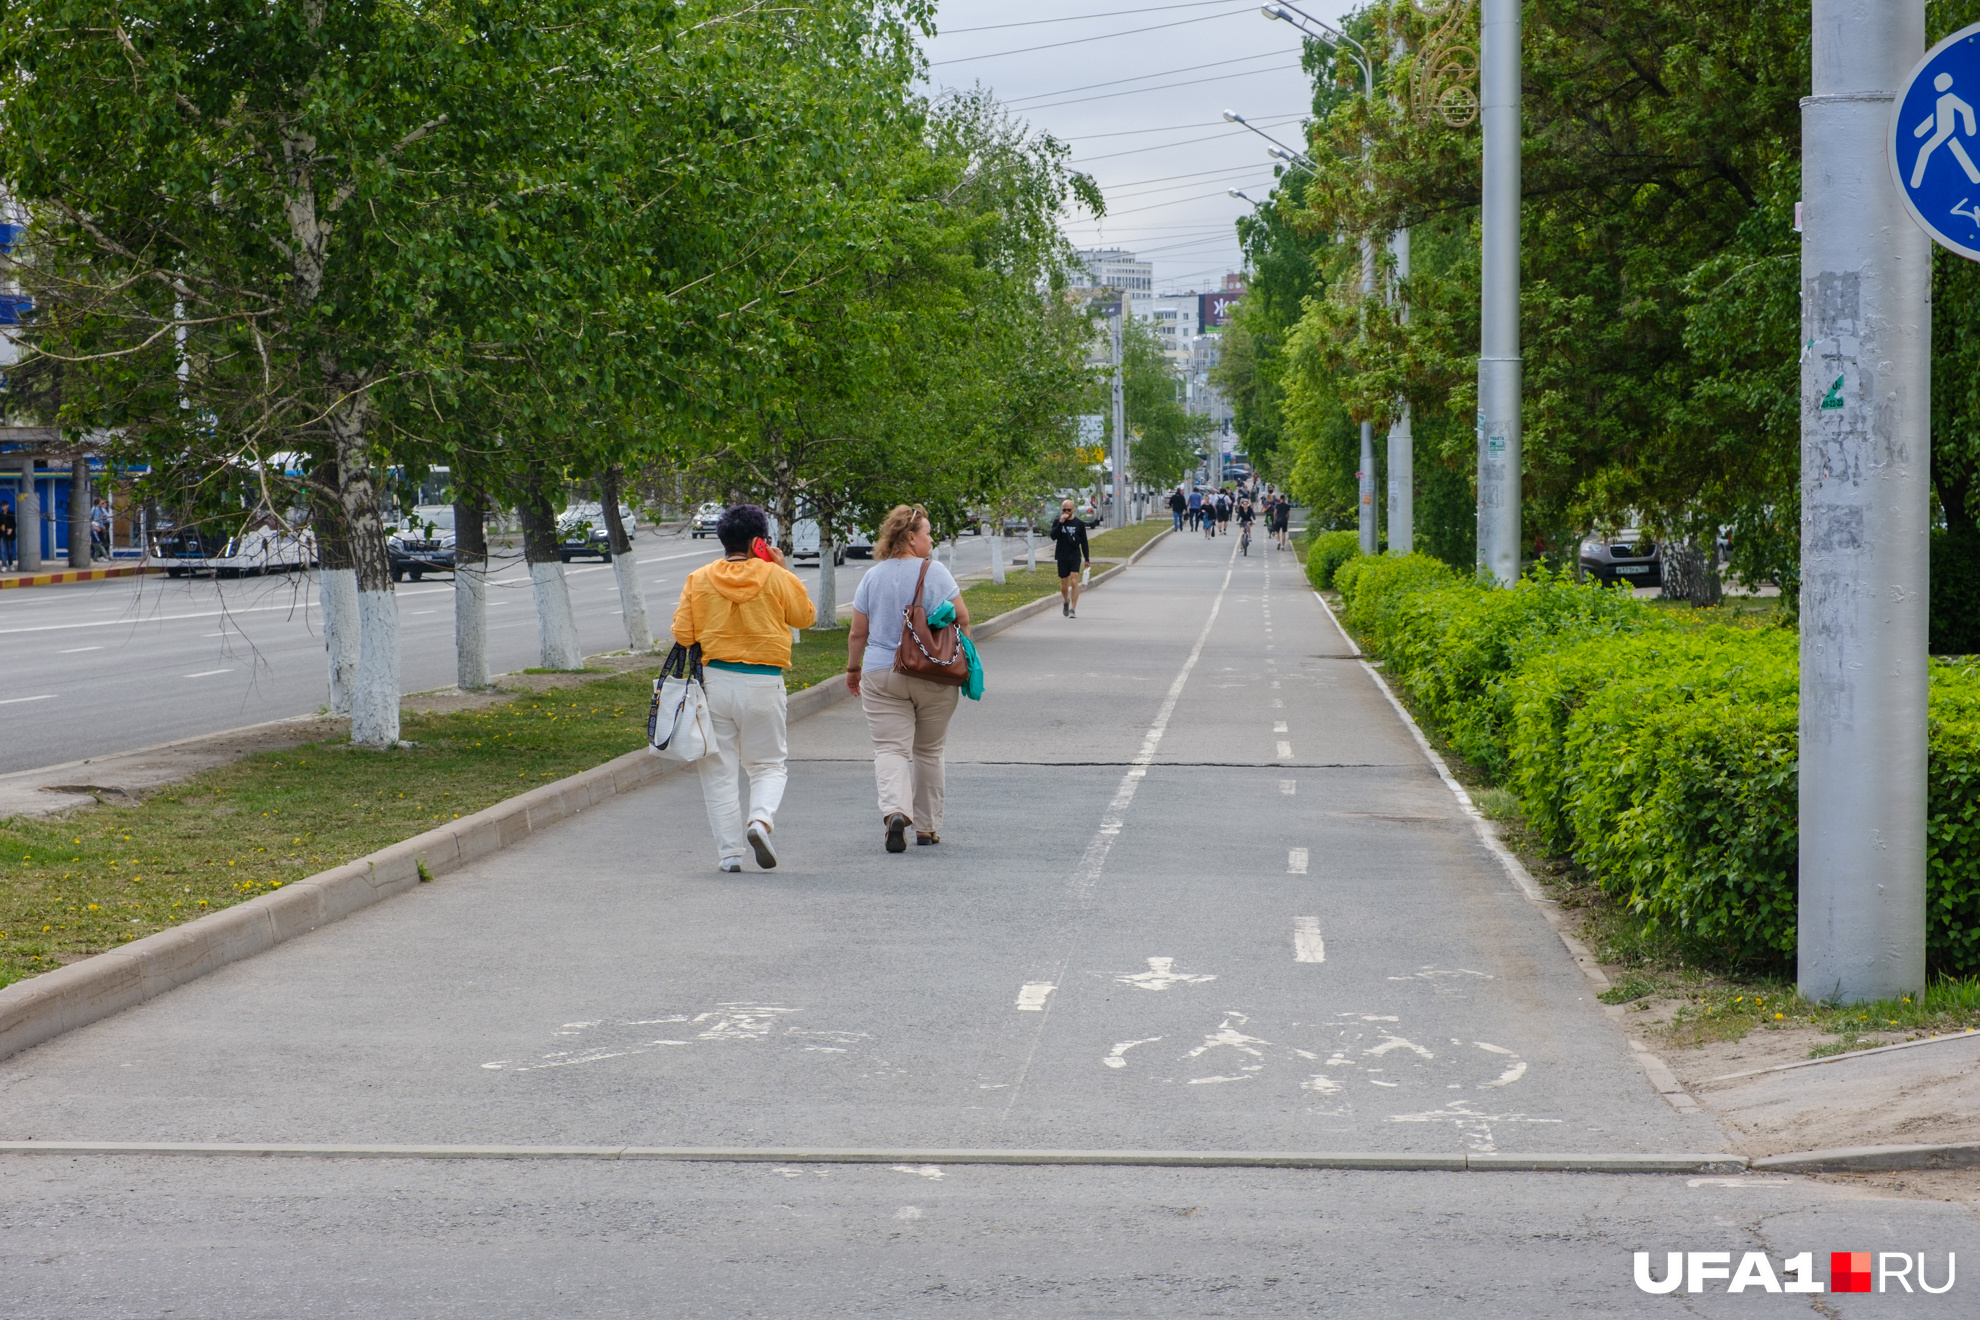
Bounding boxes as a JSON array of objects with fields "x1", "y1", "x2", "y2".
[
  {"x1": 890, "y1": 1165, "x2": 944, "y2": 1179},
  {"x1": 1476, "y1": 1041, "x2": 1528, "y2": 1088},
  {"x1": 0, "y1": 694, "x2": 58, "y2": 705},
  {"x1": 1367, "y1": 1035, "x2": 1435, "y2": 1059},
  {"x1": 894, "y1": 1206, "x2": 923, "y2": 1220},
  {"x1": 1272, "y1": 720, "x2": 1288, "y2": 733},
  {"x1": 1686, "y1": 1178, "x2": 1796, "y2": 1188},
  {"x1": 59, "y1": 646, "x2": 103, "y2": 653},
  {"x1": 1276, "y1": 740, "x2": 1293, "y2": 759},
  {"x1": 182, "y1": 669, "x2": 235, "y2": 679},
  {"x1": 1280, "y1": 779, "x2": 1296, "y2": 795},
  {"x1": 1103, "y1": 1037, "x2": 1162, "y2": 1069},
  {"x1": 1116, "y1": 957, "x2": 1216, "y2": 991},
  {"x1": 999, "y1": 542, "x2": 1239, "y2": 1093},
  {"x1": 1015, "y1": 983, "x2": 1055, "y2": 1011},
  {"x1": 1287, "y1": 847, "x2": 1309, "y2": 874},
  {"x1": 636, "y1": 548, "x2": 717, "y2": 566},
  {"x1": 1294, "y1": 916, "x2": 1326, "y2": 963}
]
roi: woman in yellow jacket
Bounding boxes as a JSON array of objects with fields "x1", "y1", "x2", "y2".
[{"x1": 671, "y1": 505, "x2": 816, "y2": 871}]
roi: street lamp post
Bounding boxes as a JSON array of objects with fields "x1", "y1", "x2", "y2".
[
  {"x1": 1261, "y1": 3, "x2": 1403, "y2": 556},
  {"x1": 1476, "y1": 0, "x2": 1522, "y2": 585}
]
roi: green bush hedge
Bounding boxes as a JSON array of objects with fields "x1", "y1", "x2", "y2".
[
  {"x1": 1335, "y1": 560, "x2": 1980, "y2": 975},
  {"x1": 1302, "y1": 530, "x2": 1363, "y2": 590}
]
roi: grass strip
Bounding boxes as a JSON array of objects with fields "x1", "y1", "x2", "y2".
[
  {"x1": 1086, "y1": 521, "x2": 1170, "y2": 559},
  {"x1": 0, "y1": 632, "x2": 867, "y2": 991}
]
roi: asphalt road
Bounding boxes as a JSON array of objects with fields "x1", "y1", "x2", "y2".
[
  {"x1": 2, "y1": 531, "x2": 1974, "y2": 1315},
  {"x1": 0, "y1": 529, "x2": 1029, "y2": 775}
]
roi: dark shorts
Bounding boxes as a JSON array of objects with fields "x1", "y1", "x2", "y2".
[{"x1": 1056, "y1": 556, "x2": 1083, "y2": 579}]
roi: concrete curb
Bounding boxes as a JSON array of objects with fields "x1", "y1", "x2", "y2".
[
  {"x1": 1751, "y1": 1142, "x2": 1980, "y2": 1173},
  {"x1": 0, "y1": 538, "x2": 1180, "y2": 1064},
  {"x1": 0, "y1": 1141, "x2": 1744, "y2": 1172},
  {"x1": 0, "y1": 562, "x2": 163, "y2": 589}
]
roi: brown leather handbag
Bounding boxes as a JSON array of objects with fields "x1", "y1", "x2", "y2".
[{"x1": 893, "y1": 558, "x2": 970, "y2": 686}]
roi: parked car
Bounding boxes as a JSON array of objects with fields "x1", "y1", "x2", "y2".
[
  {"x1": 388, "y1": 505, "x2": 456, "y2": 582},
  {"x1": 689, "y1": 502, "x2": 723, "y2": 538},
  {"x1": 788, "y1": 516, "x2": 846, "y2": 566},
  {"x1": 160, "y1": 516, "x2": 314, "y2": 579},
  {"x1": 844, "y1": 526, "x2": 874, "y2": 558},
  {"x1": 556, "y1": 503, "x2": 635, "y2": 563},
  {"x1": 1580, "y1": 529, "x2": 1662, "y2": 587}
]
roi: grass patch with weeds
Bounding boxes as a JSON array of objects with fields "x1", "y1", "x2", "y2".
[
  {"x1": 957, "y1": 567, "x2": 1071, "y2": 622},
  {"x1": 1085, "y1": 521, "x2": 1169, "y2": 559}
]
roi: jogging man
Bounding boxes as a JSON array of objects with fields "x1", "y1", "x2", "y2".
[{"x1": 1050, "y1": 498, "x2": 1091, "y2": 617}]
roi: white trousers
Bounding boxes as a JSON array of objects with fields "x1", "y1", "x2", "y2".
[{"x1": 694, "y1": 667, "x2": 789, "y2": 862}]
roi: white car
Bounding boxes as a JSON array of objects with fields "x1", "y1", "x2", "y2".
[
  {"x1": 161, "y1": 517, "x2": 314, "y2": 578},
  {"x1": 389, "y1": 505, "x2": 457, "y2": 582},
  {"x1": 689, "y1": 502, "x2": 723, "y2": 538}
]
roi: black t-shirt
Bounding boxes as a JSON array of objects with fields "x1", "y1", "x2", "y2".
[
  {"x1": 1236, "y1": 502, "x2": 1255, "y2": 525},
  {"x1": 1049, "y1": 515, "x2": 1090, "y2": 563}
]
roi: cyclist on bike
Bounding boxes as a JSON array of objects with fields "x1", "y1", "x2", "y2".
[{"x1": 1236, "y1": 495, "x2": 1256, "y2": 554}]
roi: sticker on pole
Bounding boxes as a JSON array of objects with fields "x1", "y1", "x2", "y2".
[{"x1": 1892, "y1": 22, "x2": 1980, "y2": 260}]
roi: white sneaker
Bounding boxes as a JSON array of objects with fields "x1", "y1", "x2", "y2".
[
  {"x1": 747, "y1": 820, "x2": 778, "y2": 870},
  {"x1": 718, "y1": 857, "x2": 742, "y2": 873}
]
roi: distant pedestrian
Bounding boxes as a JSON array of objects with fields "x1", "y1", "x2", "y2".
[
  {"x1": 1169, "y1": 485, "x2": 1187, "y2": 532},
  {"x1": 847, "y1": 504, "x2": 971, "y2": 851},
  {"x1": 1187, "y1": 488, "x2": 1203, "y2": 530},
  {"x1": 90, "y1": 496, "x2": 111, "y2": 559},
  {"x1": 1048, "y1": 497, "x2": 1092, "y2": 617},
  {"x1": 0, "y1": 501, "x2": 14, "y2": 570},
  {"x1": 1216, "y1": 491, "x2": 1232, "y2": 536},
  {"x1": 670, "y1": 504, "x2": 818, "y2": 873},
  {"x1": 1272, "y1": 493, "x2": 1293, "y2": 550}
]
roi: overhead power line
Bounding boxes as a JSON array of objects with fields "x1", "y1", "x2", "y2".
[
  {"x1": 1073, "y1": 124, "x2": 1304, "y2": 167},
  {"x1": 1003, "y1": 51, "x2": 1289, "y2": 106},
  {"x1": 941, "y1": 0, "x2": 1244, "y2": 36},
  {"x1": 1015, "y1": 62, "x2": 1305, "y2": 112},
  {"x1": 928, "y1": 8, "x2": 1248, "y2": 67},
  {"x1": 1070, "y1": 114, "x2": 1302, "y2": 142}
]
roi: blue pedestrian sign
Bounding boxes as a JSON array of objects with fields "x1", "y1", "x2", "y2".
[{"x1": 1893, "y1": 23, "x2": 1980, "y2": 261}]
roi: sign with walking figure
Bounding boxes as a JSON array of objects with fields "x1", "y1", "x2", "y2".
[{"x1": 1892, "y1": 22, "x2": 1980, "y2": 260}]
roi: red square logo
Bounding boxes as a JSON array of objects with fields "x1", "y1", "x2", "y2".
[{"x1": 1831, "y1": 1252, "x2": 1873, "y2": 1293}]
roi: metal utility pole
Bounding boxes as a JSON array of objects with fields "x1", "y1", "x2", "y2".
[
  {"x1": 68, "y1": 457, "x2": 89, "y2": 567},
  {"x1": 1110, "y1": 303, "x2": 1127, "y2": 530},
  {"x1": 1798, "y1": 0, "x2": 1929, "y2": 1003},
  {"x1": 1387, "y1": 227, "x2": 1413, "y2": 555},
  {"x1": 1475, "y1": 0, "x2": 1522, "y2": 585},
  {"x1": 1359, "y1": 236, "x2": 1378, "y2": 554}
]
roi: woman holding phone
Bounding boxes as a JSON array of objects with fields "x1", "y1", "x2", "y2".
[
  {"x1": 846, "y1": 505, "x2": 970, "y2": 852},
  {"x1": 670, "y1": 505, "x2": 816, "y2": 872}
]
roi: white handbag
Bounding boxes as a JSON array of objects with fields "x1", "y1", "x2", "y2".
[{"x1": 648, "y1": 643, "x2": 715, "y2": 763}]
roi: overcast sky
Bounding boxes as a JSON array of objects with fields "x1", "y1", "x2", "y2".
[{"x1": 917, "y1": 0, "x2": 1343, "y2": 295}]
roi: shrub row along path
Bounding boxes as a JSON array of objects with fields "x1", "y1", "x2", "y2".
[{"x1": 3, "y1": 534, "x2": 1975, "y2": 1316}]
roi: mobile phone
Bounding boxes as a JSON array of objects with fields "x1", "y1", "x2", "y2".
[{"x1": 750, "y1": 537, "x2": 776, "y2": 562}]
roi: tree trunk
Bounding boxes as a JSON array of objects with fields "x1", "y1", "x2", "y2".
[
  {"x1": 329, "y1": 399, "x2": 400, "y2": 746},
  {"x1": 987, "y1": 521, "x2": 1006, "y2": 584},
  {"x1": 312, "y1": 459, "x2": 359, "y2": 717},
  {"x1": 453, "y1": 485, "x2": 490, "y2": 690},
  {"x1": 1659, "y1": 536, "x2": 1723, "y2": 608},
  {"x1": 1025, "y1": 524, "x2": 1036, "y2": 572},
  {"x1": 519, "y1": 474, "x2": 583, "y2": 670},
  {"x1": 815, "y1": 532, "x2": 837, "y2": 629},
  {"x1": 68, "y1": 458, "x2": 90, "y2": 567},
  {"x1": 599, "y1": 465, "x2": 652, "y2": 651}
]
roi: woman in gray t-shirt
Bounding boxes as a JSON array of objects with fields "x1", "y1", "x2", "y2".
[{"x1": 846, "y1": 505, "x2": 971, "y2": 852}]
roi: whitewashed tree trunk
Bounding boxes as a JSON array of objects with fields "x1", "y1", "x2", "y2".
[
  {"x1": 815, "y1": 534, "x2": 838, "y2": 628},
  {"x1": 320, "y1": 567, "x2": 359, "y2": 715},
  {"x1": 1026, "y1": 525, "x2": 1036, "y2": 572},
  {"x1": 453, "y1": 493, "x2": 490, "y2": 689},
  {"x1": 353, "y1": 588, "x2": 401, "y2": 745},
  {"x1": 598, "y1": 466, "x2": 651, "y2": 651},
  {"x1": 988, "y1": 523, "x2": 1005, "y2": 584},
  {"x1": 530, "y1": 560, "x2": 583, "y2": 668}
]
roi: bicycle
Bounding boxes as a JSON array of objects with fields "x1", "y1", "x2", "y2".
[{"x1": 1240, "y1": 522, "x2": 1251, "y2": 556}]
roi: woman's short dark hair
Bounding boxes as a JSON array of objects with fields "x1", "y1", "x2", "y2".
[{"x1": 716, "y1": 504, "x2": 770, "y2": 555}]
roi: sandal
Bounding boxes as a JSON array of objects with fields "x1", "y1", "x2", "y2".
[{"x1": 916, "y1": 831, "x2": 940, "y2": 846}]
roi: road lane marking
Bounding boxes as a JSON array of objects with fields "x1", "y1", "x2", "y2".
[
  {"x1": 1280, "y1": 779, "x2": 1297, "y2": 795},
  {"x1": 1116, "y1": 957, "x2": 1215, "y2": 991},
  {"x1": 1273, "y1": 720, "x2": 1288, "y2": 733},
  {"x1": 1103, "y1": 1037, "x2": 1162, "y2": 1069},
  {"x1": 59, "y1": 646, "x2": 102, "y2": 653},
  {"x1": 0, "y1": 694, "x2": 57, "y2": 705},
  {"x1": 182, "y1": 669, "x2": 235, "y2": 678},
  {"x1": 1294, "y1": 917, "x2": 1326, "y2": 962},
  {"x1": 1288, "y1": 847, "x2": 1309, "y2": 874},
  {"x1": 1276, "y1": 740, "x2": 1293, "y2": 759},
  {"x1": 1014, "y1": 983, "x2": 1055, "y2": 1011}
]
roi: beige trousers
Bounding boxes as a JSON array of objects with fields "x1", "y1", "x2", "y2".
[{"x1": 859, "y1": 668, "x2": 960, "y2": 831}]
